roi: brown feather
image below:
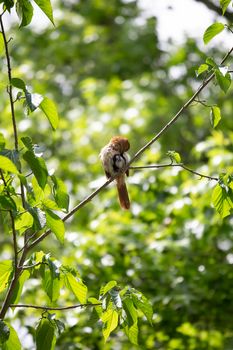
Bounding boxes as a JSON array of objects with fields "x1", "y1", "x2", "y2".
[{"x1": 116, "y1": 175, "x2": 130, "y2": 210}]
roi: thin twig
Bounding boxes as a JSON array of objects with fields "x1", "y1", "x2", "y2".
[
  {"x1": 9, "y1": 303, "x2": 102, "y2": 311},
  {"x1": 129, "y1": 163, "x2": 219, "y2": 181}
]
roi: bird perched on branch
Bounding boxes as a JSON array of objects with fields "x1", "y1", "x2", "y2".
[{"x1": 99, "y1": 136, "x2": 130, "y2": 210}]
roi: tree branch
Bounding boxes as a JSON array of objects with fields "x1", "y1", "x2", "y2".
[
  {"x1": 9, "y1": 303, "x2": 102, "y2": 311},
  {"x1": 129, "y1": 163, "x2": 219, "y2": 181}
]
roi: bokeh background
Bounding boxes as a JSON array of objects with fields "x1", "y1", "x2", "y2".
[{"x1": 1, "y1": 0, "x2": 233, "y2": 349}]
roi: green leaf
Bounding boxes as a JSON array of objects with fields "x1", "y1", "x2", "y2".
[
  {"x1": 210, "y1": 106, "x2": 221, "y2": 128},
  {"x1": 122, "y1": 298, "x2": 138, "y2": 345},
  {"x1": 23, "y1": 150, "x2": 48, "y2": 189},
  {"x1": 0, "y1": 155, "x2": 19, "y2": 174},
  {"x1": 0, "y1": 33, "x2": 4, "y2": 56},
  {"x1": 123, "y1": 321, "x2": 138, "y2": 345},
  {"x1": 16, "y1": 0, "x2": 34, "y2": 27},
  {"x1": 25, "y1": 91, "x2": 44, "y2": 113},
  {"x1": 51, "y1": 176, "x2": 69, "y2": 212},
  {"x1": 100, "y1": 281, "x2": 117, "y2": 297},
  {"x1": 36, "y1": 318, "x2": 56, "y2": 350},
  {"x1": 0, "y1": 149, "x2": 21, "y2": 171},
  {"x1": 0, "y1": 133, "x2": 6, "y2": 150},
  {"x1": 215, "y1": 69, "x2": 231, "y2": 93},
  {"x1": 21, "y1": 136, "x2": 34, "y2": 152},
  {"x1": 15, "y1": 211, "x2": 34, "y2": 233},
  {"x1": 196, "y1": 63, "x2": 209, "y2": 77},
  {"x1": 0, "y1": 195, "x2": 17, "y2": 211},
  {"x1": 33, "y1": 0, "x2": 54, "y2": 24},
  {"x1": 0, "y1": 260, "x2": 13, "y2": 294},
  {"x1": 64, "y1": 272, "x2": 87, "y2": 304},
  {"x1": 2, "y1": 324, "x2": 21, "y2": 350},
  {"x1": 167, "y1": 150, "x2": 181, "y2": 164},
  {"x1": 220, "y1": 0, "x2": 231, "y2": 14},
  {"x1": 203, "y1": 22, "x2": 225, "y2": 44},
  {"x1": 206, "y1": 57, "x2": 217, "y2": 67},
  {"x1": 42, "y1": 260, "x2": 60, "y2": 302},
  {"x1": 11, "y1": 78, "x2": 26, "y2": 91},
  {"x1": 43, "y1": 198, "x2": 61, "y2": 211},
  {"x1": 29, "y1": 207, "x2": 46, "y2": 230},
  {"x1": 10, "y1": 270, "x2": 30, "y2": 305},
  {"x1": 101, "y1": 308, "x2": 118, "y2": 342},
  {"x1": 0, "y1": 320, "x2": 10, "y2": 344},
  {"x1": 212, "y1": 182, "x2": 233, "y2": 218},
  {"x1": 39, "y1": 97, "x2": 59, "y2": 130},
  {"x1": 45, "y1": 209, "x2": 65, "y2": 244},
  {"x1": 132, "y1": 293, "x2": 153, "y2": 324},
  {"x1": 1, "y1": 0, "x2": 14, "y2": 11}
]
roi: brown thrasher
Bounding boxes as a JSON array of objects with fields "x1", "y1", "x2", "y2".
[{"x1": 99, "y1": 136, "x2": 130, "y2": 210}]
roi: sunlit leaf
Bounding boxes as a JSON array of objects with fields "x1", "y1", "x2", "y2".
[
  {"x1": 203, "y1": 22, "x2": 225, "y2": 44},
  {"x1": 0, "y1": 195, "x2": 17, "y2": 211},
  {"x1": 39, "y1": 97, "x2": 59, "y2": 130},
  {"x1": 101, "y1": 308, "x2": 118, "y2": 342},
  {"x1": 33, "y1": 0, "x2": 54, "y2": 24},
  {"x1": 36, "y1": 318, "x2": 56, "y2": 350},
  {"x1": 220, "y1": 0, "x2": 231, "y2": 14},
  {"x1": 167, "y1": 150, "x2": 181, "y2": 164},
  {"x1": 42, "y1": 260, "x2": 60, "y2": 302},
  {"x1": 2, "y1": 324, "x2": 21, "y2": 350},
  {"x1": 0, "y1": 261, "x2": 12, "y2": 294},
  {"x1": 132, "y1": 292, "x2": 153, "y2": 324},
  {"x1": 0, "y1": 155, "x2": 18, "y2": 174},
  {"x1": 23, "y1": 150, "x2": 48, "y2": 189},
  {"x1": 210, "y1": 106, "x2": 221, "y2": 128},
  {"x1": 10, "y1": 270, "x2": 30, "y2": 305},
  {"x1": 45, "y1": 209, "x2": 65, "y2": 244},
  {"x1": 0, "y1": 33, "x2": 5, "y2": 56},
  {"x1": 15, "y1": 211, "x2": 34, "y2": 233},
  {"x1": 100, "y1": 281, "x2": 117, "y2": 297},
  {"x1": 16, "y1": 0, "x2": 34, "y2": 27},
  {"x1": 215, "y1": 69, "x2": 231, "y2": 93},
  {"x1": 196, "y1": 63, "x2": 209, "y2": 77},
  {"x1": 212, "y1": 182, "x2": 233, "y2": 218},
  {"x1": 51, "y1": 176, "x2": 69, "y2": 212},
  {"x1": 64, "y1": 272, "x2": 87, "y2": 304}
]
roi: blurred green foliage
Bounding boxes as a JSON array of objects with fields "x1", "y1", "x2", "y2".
[{"x1": 0, "y1": 0, "x2": 233, "y2": 349}]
